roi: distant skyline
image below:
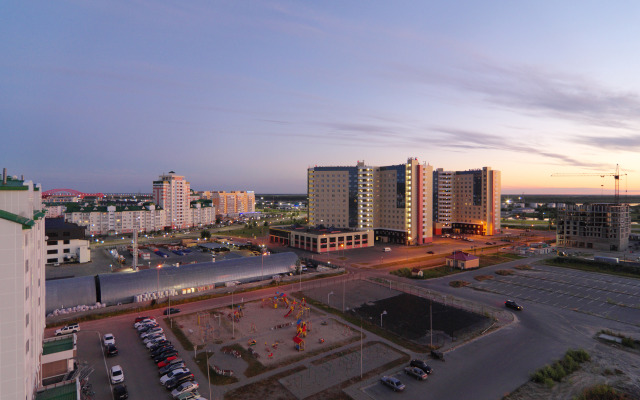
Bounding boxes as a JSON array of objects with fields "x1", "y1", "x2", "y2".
[{"x1": 2, "y1": 1, "x2": 638, "y2": 195}]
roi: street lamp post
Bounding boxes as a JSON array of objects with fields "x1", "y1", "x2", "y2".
[
  {"x1": 380, "y1": 310, "x2": 387, "y2": 327},
  {"x1": 230, "y1": 289, "x2": 236, "y2": 339},
  {"x1": 327, "y1": 291, "x2": 334, "y2": 307},
  {"x1": 206, "y1": 349, "x2": 212, "y2": 400},
  {"x1": 156, "y1": 265, "x2": 161, "y2": 294}
]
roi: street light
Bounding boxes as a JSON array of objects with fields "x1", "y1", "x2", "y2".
[
  {"x1": 380, "y1": 310, "x2": 387, "y2": 327},
  {"x1": 156, "y1": 264, "x2": 162, "y2": 294},
  {"x1": 327, "y1": 291, "x2": 334, "y2": 307}
]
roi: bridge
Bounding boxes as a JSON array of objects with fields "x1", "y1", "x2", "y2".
[{"x1": 42, "y1": 188, "x2": 105, "y2": 199}]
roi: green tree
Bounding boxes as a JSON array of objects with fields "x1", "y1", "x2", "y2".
[{"x1": 200, "y1": 230, "x2": 211, "y2": 240}]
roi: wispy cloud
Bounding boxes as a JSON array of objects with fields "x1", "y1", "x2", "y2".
[{"x1": 393, "y1": 61, "x2": 640, "y2": 131}]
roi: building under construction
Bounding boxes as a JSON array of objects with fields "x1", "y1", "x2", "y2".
[{"x1": 556, "y1": 203, "x2": 630, "y2": 251}]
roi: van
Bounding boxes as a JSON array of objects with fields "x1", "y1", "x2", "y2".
[
  {"x1": 55, "y1": 323, "x2": 80, "y2": 336},
  {"x1": 383, "y1": 247, "x2": 391, "y2": 252}
]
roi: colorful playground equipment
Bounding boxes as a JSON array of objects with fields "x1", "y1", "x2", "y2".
[
  {"x1": 296, "y1": 319, "x2": 308, "y2": 338},
  {"x1": 228, "y1": 305, "x2": 244, "y2": 322},
  {"x1": 293, "y1": 336, "x2": 305, "y2": 351}
]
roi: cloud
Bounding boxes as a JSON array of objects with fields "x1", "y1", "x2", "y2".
[
  {"x1": 393, "y1": 61, "x2": 640, "y2": 131},
  {"x1": 576, "y1": 134, "x2": 640, "y2": 151}
]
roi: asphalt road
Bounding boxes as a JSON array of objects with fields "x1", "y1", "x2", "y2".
[{"x1": 356, "y1": 256, "x2": 640, "y2": 400}]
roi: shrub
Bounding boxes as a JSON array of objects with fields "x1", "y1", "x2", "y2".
[{"x1": 573, "y1": 384, "x2": 631, "y2": 400}]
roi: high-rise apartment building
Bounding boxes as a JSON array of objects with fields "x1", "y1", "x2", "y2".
[
  {"x1": 211, "y1": 191, "x2": 255, "y2": 216},
  {"x1": 153, "y1": 171, "x2": 190, "y2": 229},
  {"x1": 308, "y1": 158, "x2": 433, "y2": 245},
  {"x1": 557, "y1": 203, "x2": 630, "y2": 251},
  {"x1": 0, "y1": 171, "x2": 46, "y2": 400},
  {"x1": 433, "y1": 167, "x2": 501, "y2": 235}
]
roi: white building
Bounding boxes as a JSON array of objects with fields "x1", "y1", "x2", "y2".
[
  {"x1": 45, "y1": 219, "x2": 91, "y2": 265},
  {"x1": 64, "y1": 203, "x2": 167, "y2": 235},
  {"x1": 153, "y1": 171, "x2": 190, "y2": 229},
  {"x1": 0, "y1": 171, "x2": 46, "y2": 400}
]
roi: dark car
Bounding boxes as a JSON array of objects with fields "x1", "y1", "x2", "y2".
[
  {"x1": 105, "y1": 344, "x2": 118, "y2": 357},
  {"x1": 427, "y1": 250, "x2": 435, "y2": 254},
  {"x1": 410, "y1": 359, "x2": 433, "y2": 374},
  {"x1": 163, "y1": 308, "x2": 181, "y2": 316},
  {"x1": 113, "y1": 384, "x2": 128, "y2": 399},
  {"x1": 154, "y1": 350, "x2": 178, "y2": 363},
  {"x1": 151, "y1": 345, "x2": 174, "y2": 357},
  {"x1": 505, "y1": 300, "x2": 523, "y2": 310},
  {"x1": 165, "y1": 372, "x2": 195, "y2": 390},
  {"x1": 148, "y1": 340, "x2": 171, "y2": 351},
  {"x1": 158, "y1": 360, "x2": 184, "y2": 375}
]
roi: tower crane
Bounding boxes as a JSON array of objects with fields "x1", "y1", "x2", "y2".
[{"x1": 551, "y1": 164, "x2": 626, "y2": 204}]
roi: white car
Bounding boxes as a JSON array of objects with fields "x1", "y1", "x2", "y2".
[
  {"x1": 110, "y1": 365, "x2": 125, "y2": 384},
  {"x1": 160, "y1": 368, "x2": 189, "y2": 385},
  {"x1": 134, "y1": 318, "x2": 155, "y2": 328},
  {"x1": 103, "y1": 333, "x2": 115, "y2": 347},
  {"x1": 55, "y1": 324, "x2": 80, "y2": 336},
  {"x1": 171, "y1": 381, "x2": 199, "y2": 398},
  {"x1": 144, "y1": 334, "x2": 166, "y2": 345},
  {"x1": 141, "y1": 327, "x2": 163, "y2": 339}
]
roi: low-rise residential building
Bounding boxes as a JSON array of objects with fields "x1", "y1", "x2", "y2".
[
  {"x1": 211, "y1": 190, "x2": 256, "y2": 216},
  {"x1": 45, "y1": 218, "x2": 90, "y2": 265}
]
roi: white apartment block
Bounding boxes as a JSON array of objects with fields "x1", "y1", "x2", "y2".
[
  {"x1": 153, "y1": 172, "x2": 190, "y2": 229},
  {"x1": 44, "y1": 219, "x2": 90, "y2": 265},
  {"x1": 0, "y1": 172, "x2": 46, "y2": 400}
]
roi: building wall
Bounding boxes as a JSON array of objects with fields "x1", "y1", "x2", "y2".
[
  {"x1": 435, "y1": 167, "x2": 501, "y2": 236},
  {"x1": 308, "y1": 158, "x2": 433, "y2": 245},
  {"x1": 0, "y1": 177, "x2": 46, "y2": 400},
  {"x1": 153, "y1": 172, "x2": 190, "y2": 229},
  {"x1": 211, "y1": 191, "x2": 256, "y2": 215},
  {"x1": 557, "y1": 203, "x2": 630, "y2": 251},
  {"x1": 45, "y1": 238, "x2": 90, "y2": 265}
]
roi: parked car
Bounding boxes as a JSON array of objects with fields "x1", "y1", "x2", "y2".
[
  {"x1": 410, "y1": 359, "x2": 433, "y2": 374},
  {"x1": 505, "y1": 300, "x2": 523, "y2": 310},
  {"x1": 137, "y1": 323, "x2": 159, "y2": 333},
  {"x1": 427, "y1": 250, "x2": 435, "y2": 254},
  {"x1": 134, "y1": 318, "x2": 155, "y2": 328},
  {"x1": 144, "y1": 334, "x2": 166, "y2": 345},
  {"x1": 154, "y1": 350, "x2": 178, "y2": 363},
  {"x1": 158, "y1": 356, "x2": 179, "y2": 368},
  {"x1": 380, "y1": 376, "x2": 405, "y2": 392},
  {"x1": 141, "y1": 327, "x2": 163, "y2": 339},
  {"x1": 55, "y1": 324, "x2": 79, "y2": 336},
  {"x1": 160, "y1": 368, "x2": 190, "y2": 385},
  {"x1": 175, "y1": 391, "x2": 201, "y2": 400},
  {"x1": 158, "y1": 360, "x2": 184, "y2": 375},
  {"x1": 113, "y1": 384, "x2": 128, "y2": 400},
  {"x1": 110, "y1": 365, "x2": 125, "y2": 384},
  {"x1": 171, "y1": 381, "x2": 199, "y2": 398},
  {"x1": 165, "y1": 372, "x2": 195, "y2": 390},
  {"x1": 164, "y1": 308, "x2": 181, "y2": 315},
  {"x1": 148, "y1": 339, "x2": 171, "y2": 349},
  {"x1": 105, "y1": 344, "x2": 118, "y2": 357},
  {"x1": 103, "y1": 333, "x2": 115, "y2": 347},
  {"x1": 151, "y1": 345, "x2": 175, "y2": 358},
  {"x1": 404, "y1": 366, "x2": 428, "y2": 380}
]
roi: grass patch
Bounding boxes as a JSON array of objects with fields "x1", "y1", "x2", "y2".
[
  {"x1": 292, "y1": 292, "x2": 430, "y2": 353},
  {"x1": 164, "y1": 318, "x2": 195, "y2": 351},
  {"x1": 514, "y1": 264, "x2": 532, "y2": 270},
  {"x1": 599, "y1": 330, "x2": 640, "y2": 349},
  {"x1": 544, "y1": 257, "x2": 640, "y2": 279},
  {"x1": 495, "y1": 269, "x2": 514, "y2": 276},
  {"x1": 194, "y1": 351, "x2": 238, "y2": 385},
  {"x1": 224, "y1": 365, "x2": 305, "y2": 400},
  {"x1": 474, "y1": 275, "x2": 494, "y2": 281},
  {"x1": 530, "y1": 349, "x2": 590, "y2": 387},
  {"x1": 449, "y1": 280, "x2": 470, "y2": 288},
  {"x1": 573, "y1": 384, "x2": 632, "y2": 400}
]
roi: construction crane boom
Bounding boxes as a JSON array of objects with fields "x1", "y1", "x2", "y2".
[{"x1": 551, "y1": 164, "x2": 626, "y2": 204}]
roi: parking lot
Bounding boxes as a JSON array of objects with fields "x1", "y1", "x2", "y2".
[
  {"x1": 470, "y1": 265, "x2": 640, "y2": 324},
  {"x1": 67, "y1": 314, "x2": 208, "y2": 400},
  {"x1": 362, "y1": 368, "x2": 432, "y2": 398}
]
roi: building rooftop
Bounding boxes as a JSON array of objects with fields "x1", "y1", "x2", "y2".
[
  {"x1": 42, "y1": 335, "x2": 74, "y2": 355},
  {"x1": 271, "y1": 225, "x2": 369, "y2": 235},
  {"x1": 0, "y1": 209, "x2": 35, "y2": 229},
  {"x1": 35, "y1": 381, "x2": 78, "y2": 400},
  {"x1": 0, "y1": 175, "x2": 28, "y2": 190},
  {"x1": 446, "y1": 251, "x2": 478, "y2": 261}
]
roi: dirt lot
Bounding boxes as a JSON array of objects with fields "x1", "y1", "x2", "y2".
[
  {"x1": 173, "y1": 292, "x2": 360, "y2": 370},
  {"x1": 504, "y1": 341, "x2": 640, "y2": 400}
]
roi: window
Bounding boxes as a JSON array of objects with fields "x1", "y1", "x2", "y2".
[
  {"x1": 47, "y1": 249, "x2": 58, "y2": 255},
  {"x1": 63, "y1": 239, "x2": 70, "y2": 244},
  {"x1": 26, "y1": 313, "x2": 29, "y2": 327},
  {"x1": 26, "y1": 340, "x2": 29, "y2": 354},
  {"x1": 25, "y1": 260, "x2": 29, "y2": 273},
  {"x1": 47, "y1": 240, "x2": 57, "y2": 246},
  {"x1": 25, "y1": 287, "x2": 29, "y2": 300},
  {"x1": 63, "y1": 249, "x2": 70, "y2": 254},
  {"x1": 48, "y1": 258, "x2": 58, "y2": 263}
]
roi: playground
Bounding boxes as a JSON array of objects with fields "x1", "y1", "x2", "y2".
[{"x1": 173, "y1": 291, "x2": 361, "y2": 372}]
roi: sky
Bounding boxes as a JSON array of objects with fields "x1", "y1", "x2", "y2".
[{"x1": 1, "y1": 1, "x2": 639, "y2": 195}]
